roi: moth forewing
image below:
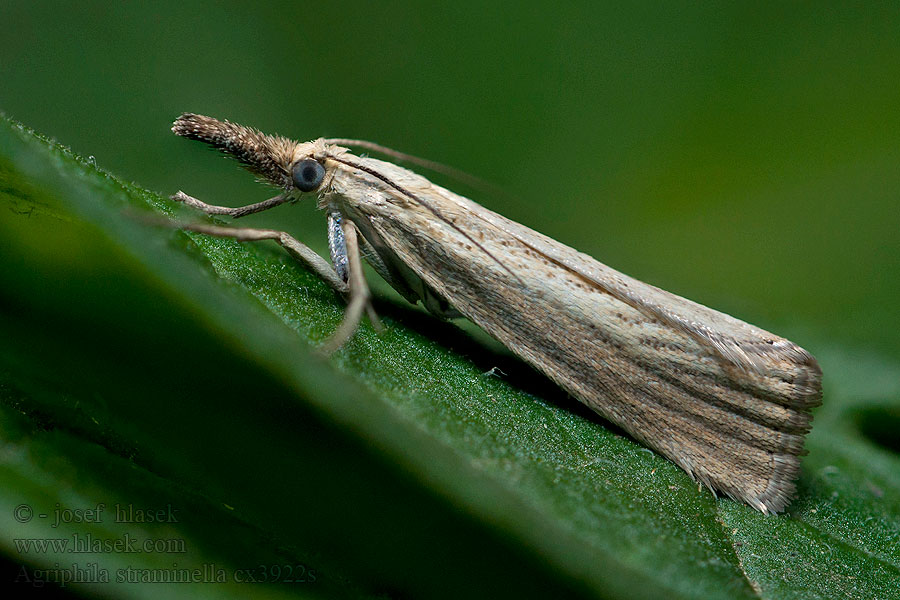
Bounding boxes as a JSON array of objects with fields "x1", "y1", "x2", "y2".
[
  {"x1": 171, "y1": 113, "x2": 823, "y2": 514},
  {"x1": 325, "y1": 154, "x2": 821, "y2": 514}
]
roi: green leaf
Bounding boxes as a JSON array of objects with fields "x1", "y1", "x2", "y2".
[{"x1": 0, "y1": 114, "x2": 897, "y2": 599}]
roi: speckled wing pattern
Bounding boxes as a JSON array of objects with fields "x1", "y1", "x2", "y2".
[{"x1": 330, "y1": 157, "x2": 823, "y2": 513}]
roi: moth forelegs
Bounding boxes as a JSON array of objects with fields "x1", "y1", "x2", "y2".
[
  {"x1": 171, "y1": 190, "x2": 291, "y2": 219},
  {"x1": 174, "y1": 220, "x2": 350, "y2": 295},
  {"x1": 171, "y1": 192, "x2": 380, "y2": 352}
]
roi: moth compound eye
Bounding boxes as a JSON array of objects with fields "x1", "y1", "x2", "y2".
[{"x1": 292, "y1": 159, "x2": 325, "y2": 192}]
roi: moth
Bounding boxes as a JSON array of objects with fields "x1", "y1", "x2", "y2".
[{"x1": 170, "y1": 113, "x2": 822, "y2": 513}]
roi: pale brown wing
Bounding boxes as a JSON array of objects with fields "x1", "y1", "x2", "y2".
[{"x1": 350, "y1": 182, "x2": 821, "y2": 513}]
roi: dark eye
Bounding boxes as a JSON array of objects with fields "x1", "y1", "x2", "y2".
[{"x1": 291, "y1": 159, "x2": 325, "y2": 192}]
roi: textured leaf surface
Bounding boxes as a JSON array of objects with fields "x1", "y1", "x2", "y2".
[{"x1": 1, "y1": 115, "x2": 898, "y2": 599}]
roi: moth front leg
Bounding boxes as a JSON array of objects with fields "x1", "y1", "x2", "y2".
[
  {"x1": 172, "y1": 191, "x2": 347, "y2": 294},
  {"x1": 171, "y1": 190, "x2": 292, "y2": 218},
  {"x1": 170, "y1": 191, "x2": 377, "y2": 351},
  {"x1": 320, "y1": 218, "x2": 381, "y2": 354}
]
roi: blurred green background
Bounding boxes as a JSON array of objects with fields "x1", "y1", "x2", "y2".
[
  {"x1": 2, "y1": 2, "x2": 899, "y2": 599},
  {"x1": 3, "y1": 1, "x2": 898, "y2": 356}
]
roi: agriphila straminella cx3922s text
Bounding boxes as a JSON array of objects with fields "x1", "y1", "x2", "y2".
[{"x1": 168, "y1": 113, "x2": 822, "y2": 514}]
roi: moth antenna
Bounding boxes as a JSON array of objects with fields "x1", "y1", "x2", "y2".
[{"x1": 325, "y1": 138, "x2": 506, "y2": 199}]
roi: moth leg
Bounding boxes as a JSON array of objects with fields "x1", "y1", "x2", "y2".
[
  {"x1": 320, "y1": 220, "x2": 381, "y2": 354},
  {"x1": 326, "y1": 211, "x2": 350, "y2": 284},
  {"x1": 177, "y1": 221, "x2": 348, "y2": 295},
  {"x1": 327, "y1": 211, "x2": 383, "y2": 332},
  {"x1": 172, "y1": 190, "x2": 291, "y2": 219},
  {"x1": 364, "y1": 294, "x2": 383, "y2": 331}
]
